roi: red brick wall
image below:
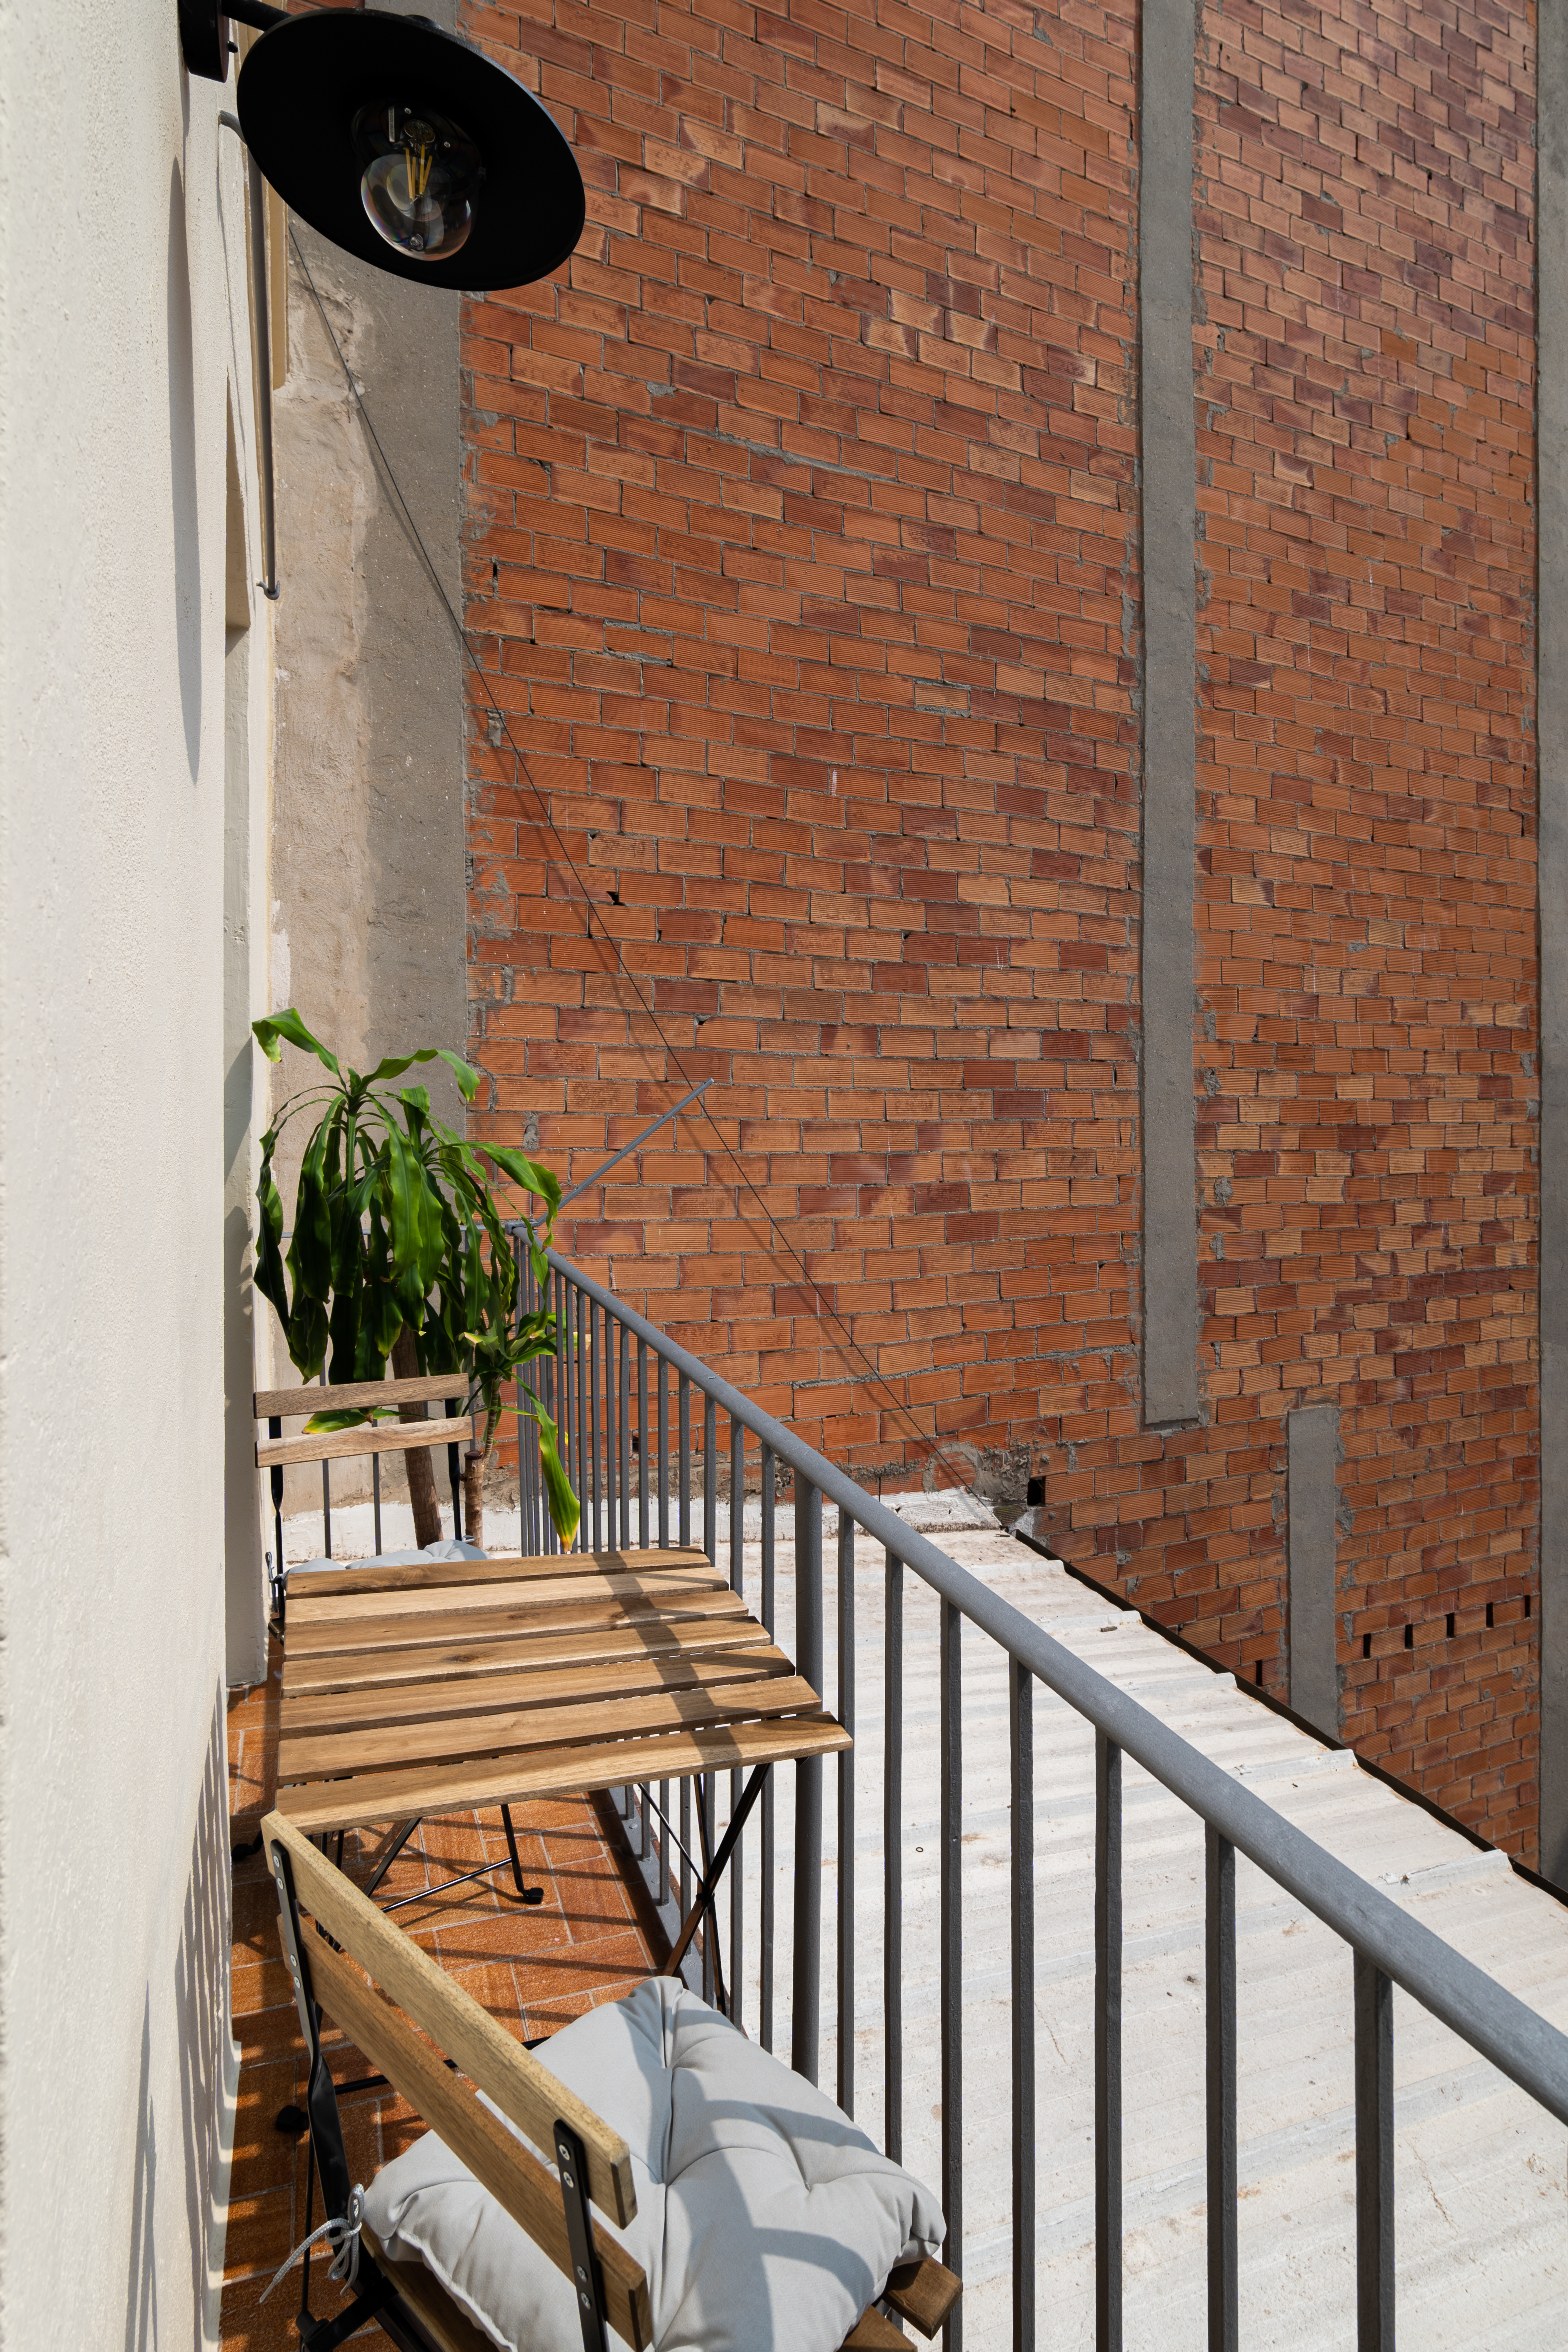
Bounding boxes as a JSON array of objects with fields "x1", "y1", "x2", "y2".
[
  {"x1": 1184, "y1": 0, "x2": 1537, "y2": 1848},
  {"x1": 460, "y1": 0, "x2": 1144, "y2": 1472},
  {"x1": 459, "y1": 0, "x2": 1541, "y2": 1854}
]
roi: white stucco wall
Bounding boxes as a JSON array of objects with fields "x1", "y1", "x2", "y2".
[{"x1": 0, "y1": 3, "x2": 273, "y2": 2339}]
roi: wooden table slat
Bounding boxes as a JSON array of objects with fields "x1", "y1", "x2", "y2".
[
  {"x1": 287, "y1": 1564, "x2": 727, "y2": 1631},
  {"x1": 278, "y1": 1672, "x2": 822, "y2": 1784},
  {"x1": 281, "y1": 1643, "x2": 794, "y2": 1739},
  {"x1": 279, "y1": 1605, "x2": 760, "y2": 1694},
  {"x1": 276, "y1": 1544, "x2": 846, "y2": 1842},
  {"x1": 275, "y1": 1712, "x2": 852, "y2": 1836},
  {"x1": 283, "y1": 1586, "x2": 749, "y2": 1662},
  {"x1": 285, "y1": 1545, "x2": 713, "y2": 1601}
]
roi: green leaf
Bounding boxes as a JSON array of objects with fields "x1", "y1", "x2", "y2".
[
  {"x1": 482, "y1": 1146, "x2": 562, "y2": 1214},
  {"x1": 252, "y1": 1009, "x2": 341, "y2": 1074},
  {"x1": 527, "y1": 1398, "x2": 581, "y2": 1547}
]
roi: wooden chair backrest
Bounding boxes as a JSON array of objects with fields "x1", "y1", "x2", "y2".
[
  {"x1": 262, "y1": 1810, "x2": 652, "y2": 2347},
  {"x1": 254, "y1": 1375, "x2": 477, "y2": 1472}
]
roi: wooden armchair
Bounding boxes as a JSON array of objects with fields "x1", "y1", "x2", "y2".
[{"x1": 262, "y1": 1812, "x2": 961, "y2": 2351}]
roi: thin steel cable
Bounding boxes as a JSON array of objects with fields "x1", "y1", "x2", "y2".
[{"x1": 289, "y1": 231, "x2": 985, "y2": 1510}]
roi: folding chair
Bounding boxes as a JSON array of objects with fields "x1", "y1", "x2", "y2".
[
  {"x1": 255, "y1": 1376, "x2": 541, "y2": 1912},
  {"x1": 255, "y1": 1373, "x2": 477, "y2": 1627},
  {"x1": 263, "y1": 1811, "x2": 962, "y2": 2352}
]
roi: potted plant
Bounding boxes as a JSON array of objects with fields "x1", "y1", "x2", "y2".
[{"x1": 251, "y1": 1008, "x2": 578, "y2": 1549}]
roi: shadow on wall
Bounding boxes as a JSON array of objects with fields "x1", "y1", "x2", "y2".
[
  {"x1": 123, "y1": 1687, "x2": 234, "y2": 2350},
  {"x1": 167, "y1": 162, "x2": 202, "y2": 782}
]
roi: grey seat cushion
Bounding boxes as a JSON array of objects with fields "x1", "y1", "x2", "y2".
[
  {"x1": 361, "y1": 1977, "x2": 944, "y2": 2352},
  {"x1": 292, "y1": 1538, "x2": 488, "y2": 1573}
]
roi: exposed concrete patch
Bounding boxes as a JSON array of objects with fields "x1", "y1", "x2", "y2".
[
  {"x1": 1137, "y1": 0, "x2": 1201, "y2": 1425},
  {"x1": 1288, "y1": 1403, "x2": 1340, "y2": 1738}
]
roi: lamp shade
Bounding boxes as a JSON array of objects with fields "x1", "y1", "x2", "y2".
[{"x1": 235, "y1": 9, "x2": 584, "y2": 290}]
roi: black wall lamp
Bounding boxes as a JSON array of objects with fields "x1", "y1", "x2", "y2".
[{"x1": 180, "y1": 4, "x2": 584, "y2": 291}]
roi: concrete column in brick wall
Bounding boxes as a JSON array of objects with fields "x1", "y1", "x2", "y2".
[
  {"x1": 1287, "y1": 1405, "x2": 1340, "y2": 1740},
  {"x1": 1138, "y1": 0, "x2": 1200, "y2": 1425},
  {"x1": 1540, "y1": 4, "x2": 1568, "y2": 1887}
]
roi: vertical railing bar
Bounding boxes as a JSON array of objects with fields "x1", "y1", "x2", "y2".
[
  {"x1": 320, "y1": 1368, "x2": 332, "y2": 1556},
  {"x1": 729, "y1": 1416, "x2": 745, "y2": 2032},
  {"x1": 601, "y1": 1296, "x2": 615, "y2": 1554},
  {"x1": 637, "y1": 1338, "x2": 649, "y2": 1546},
  {"x1": 1355, "y1": 1953, "x2": 1395, "y2": 2352},
  {"x1": 678, "y1": 1373, "x2": 692, "y2": 1548},
  {"x1": 558, "y1": 1269, "x2": 569, "y2": 1553},
  {"x1": 760, "y1": 1445, "x2": 776, "y2": 2054},
  {"x1": 730, "y1": 1416, "x2": 745, "y2": 1595},
  {"x1": 792, "y1": 1480, "x2": 824, "y2": 2085},
  {"x1": 1011, "y1": 1659, "x2": 1035, "y2": 2352},
  {"x1": 680, "y1": 1776, "x2": 691, "y2": 1926},
  {"x1": 588, "y1": 1294, "x2": 601, "y2": 1553},
  {"x1": 701, "y1": 1771, "x2": 716, "y2": 2006},
  {"x1": 884, "y1": 1548, "x2": 903, "y2": 2164},
  {"x1": 657, "y1": 1777, "x2": 669, "y2": 1908},
  {"x1": 618, "y1": 1321, "x2": 631, "y2": 1547},
  {"x1": 940, "y1": 1598, "x2": 962, "y2": 2349},
  {"x1": 518, "y1": 1241, "x2": 535, "y2": 1553},
  {"x1": 1095, "y1": 1731, "x2": 1123, "y2": 2352},
  {"x1": 702, "y1": 1394, "x2": 717, "y2": 1569},
  {"x1": 1206, "y1": 1827, "x2": 1238, "y2": 2352},
  {"x1": 550, "y1": 1270, "x2": 562, "y2": 1562},
  {"x1": 657, "y1": 1352, "x2": 669, "y2": 1548},
  {"x1": 371, "y1": 1450, "x2": 382, "y2": 1557},
  {"x1": 573, "y1": 1281, "x2": 586, "y2": 1551},
  {"x1": 837, "y1": 1511, "x2": 856, "y2": 2119}
]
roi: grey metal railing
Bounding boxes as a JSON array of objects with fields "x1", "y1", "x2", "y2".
[{"x1": 510, "y1": 1238, "x2": 1568, "y2": 2351}]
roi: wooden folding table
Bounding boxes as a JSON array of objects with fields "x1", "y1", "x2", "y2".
[{"x1": 277, "y1": 1543, "x2": 849, "y2": 1995}]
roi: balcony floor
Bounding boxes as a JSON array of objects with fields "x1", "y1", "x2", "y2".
[{"x1": 222, "y1": 1637, "x2": 667, "y2": 2350}]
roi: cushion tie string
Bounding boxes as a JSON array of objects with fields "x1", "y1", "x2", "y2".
[{"x1": 259, "y1": 2183, "x2": 366, "y2": 2300}]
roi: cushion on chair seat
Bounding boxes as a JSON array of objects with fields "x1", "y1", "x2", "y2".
[
  {"x1": 360, "y1": 1976, "x2": 944, "y2": 2352},
  {"x1": 292, "y1": 1539, "x2": 489, "y2": 1574}
]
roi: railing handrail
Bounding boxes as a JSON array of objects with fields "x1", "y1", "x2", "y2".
[{"x1": 535, "y1": 1244, "x2": 1568, "y2": 2130}]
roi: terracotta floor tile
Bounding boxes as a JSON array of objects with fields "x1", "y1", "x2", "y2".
[{"x1": 220, "y1": 1633, "x2": 667, "y2": 2351}]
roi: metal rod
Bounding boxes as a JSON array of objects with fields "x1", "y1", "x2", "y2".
[
  {"x1": 602, "y1": 1295, "x2": 616, "y2": 1553},
  {"x1": 320, "y1": 1371, "x2": 332, "y2": 1556},
  {"x1": 701, "y1": 1771, "x2": 717, "y2": 2005},
  {"x1": 217, "y1": 117, "x2": 282, "y2": 601},
  {"x1": 618, "y1": 1322, "x2": 630, "y2": 1547},
  {"x1": 588, "y1": 1295, "x2": 601, "y2": 1551},
  {"x1": 884, "y1": 1548, "x2": 903, "y2": 2163},
  {"x1": 1095, "y1": 1732, "x2": 1122, "y2": 2351},
  {"x1": 760, "y1": 1446, "x2": 776, "y2": 2053},
  {"x1": 663, "y1": 1761, "x2": 771, "y2": 1983},
  {"x1": 657, "y1": 1778, "x2": 670, "y2": 1906},
  {"x1": 837, "y1": 1512, "x2": 856, "y2": 2119},
  {"x1": 371, "y1": 1451, "x2": 382, "y2": 1556},
  {"x1": 552, "y1": 1081, "x2": 712, "y2": 1209},
  {"x1": 940, "y1": 1597, "x2": 963, "y2": 2347},
  {"x1": 680, "y1": 1777, "x2": 692, "y2": 1925},
  {"x1": 637, "y1": 1338, "x2": 649, "y2": 1546},
  {"x1": 679, "y1": 1374, "x2": 692, "y2": 1548},
  {"x1": 574, "y1": 1281, "x2": 587, "y2": 1552},
  {"x1": 528, "y1": 1251, "x2": 1568, "y2": 2128},
  {"x1": 729, "y1": 1416, "x2": 745, "y2": 2030},
  {"x1": 1355, "y1": 1953, "x2": 1395, "y2": 2350},
  {"x1": 793, "y1": 1481, "x2": 824, "y2": 2085},
  {"x1": 657, "y1": 1353, "x2": 669, "y2": 1548},
  {"x1": 702, "y1": 1394, "x2": 716, "y2": 1568},
  {"x1": 1011, "y1": 1659, "x2": 1035, "y2": 2352},
  {"x1": 1206, "y1": 1827, "x2": 1238, "y2": 2352}
]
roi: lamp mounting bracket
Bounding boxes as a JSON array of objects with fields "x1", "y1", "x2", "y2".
[{"x1": 180, "y1": 0, "x2": 285, "y2": 80}]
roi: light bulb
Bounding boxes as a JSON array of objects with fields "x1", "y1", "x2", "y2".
[{"x1": 354, "y1": 103, "x2": 480, "y2": 263}]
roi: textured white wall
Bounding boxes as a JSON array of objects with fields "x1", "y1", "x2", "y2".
[{"x1": 0, "y1": 2, "x2": 270, "y2": 2339}]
